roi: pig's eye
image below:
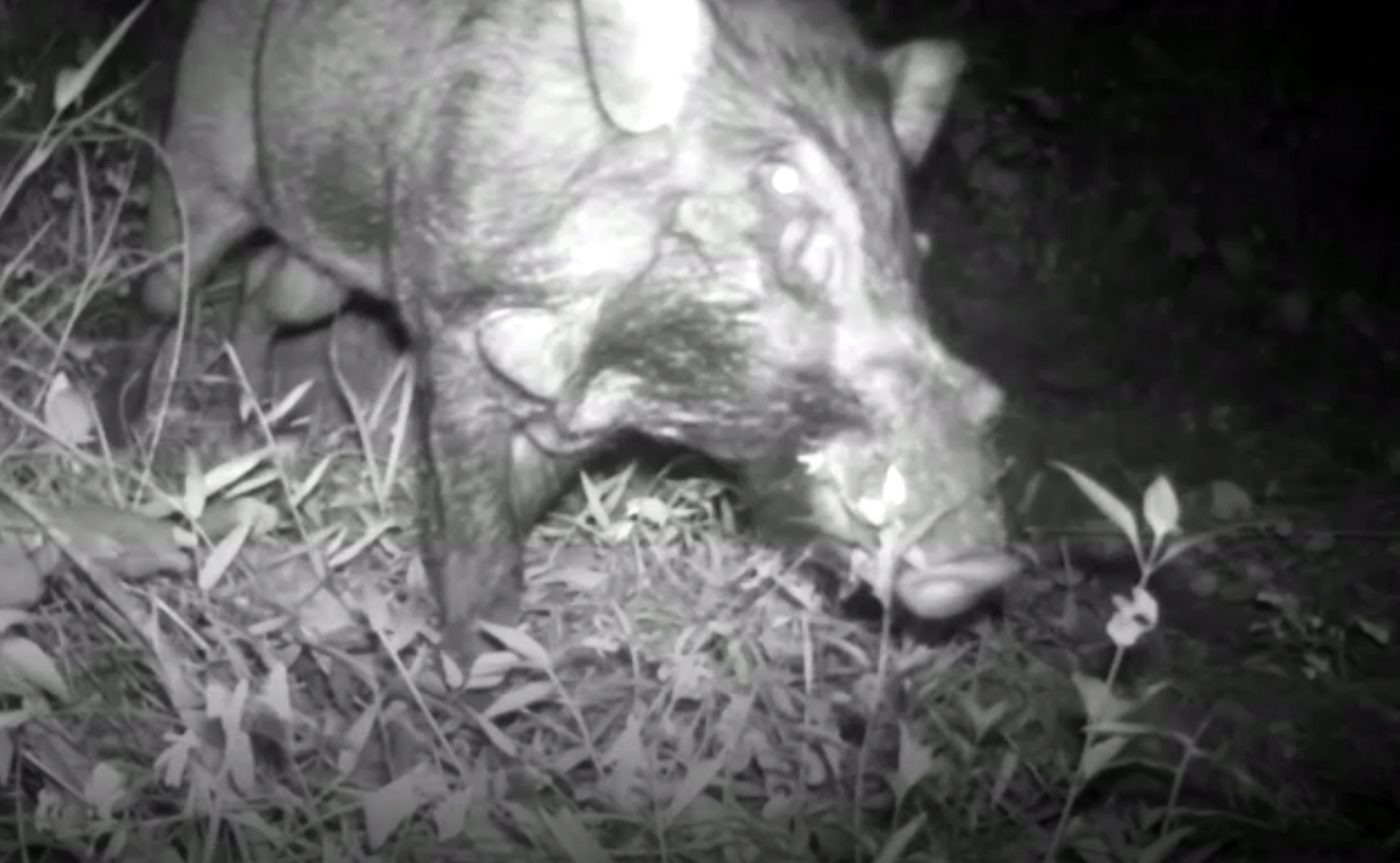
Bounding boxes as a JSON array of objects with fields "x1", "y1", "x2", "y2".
[{"x1": 765, "y1": 163, "x2": 802, "y2": 197}]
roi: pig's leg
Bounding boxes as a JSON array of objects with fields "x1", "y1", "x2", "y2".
[
  {"x1": 232, "y1": 247, "x2": 346, "y2": 435},
  {"x1": 415, "y1": 328, "x2": 587, "y2": 664},
  {"x1": 96, "y1": 166, "x2": 258, "y2": 447},
  {"x1": 230, "y1": 246, "x2": 287, "y2": 410}
]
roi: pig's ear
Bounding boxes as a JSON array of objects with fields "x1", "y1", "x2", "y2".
[
  {"x1": 880, "y1": 39, "x2": 965, "y2": 165},
  {"x1": 477, "y1": 307, "x2": 587, "y2": 400},
  {"x1": 577, "y1": 0, "x2": 714, "y2": 133}
]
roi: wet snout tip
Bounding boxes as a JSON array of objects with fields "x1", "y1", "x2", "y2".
[
  {"x1": 894, "y1": 551, "x2": 1023, "y2": 619},
  {"x1": 919, "y1": 552, "x2": 1023, "y2": 584},
  {"x1": 963, "y1": 377, "x2": 1006, "y2": 428}
]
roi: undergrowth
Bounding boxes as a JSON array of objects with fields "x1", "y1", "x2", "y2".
[{"x1": 4, "y1": 5, "x2": 1388, "y2": 863}]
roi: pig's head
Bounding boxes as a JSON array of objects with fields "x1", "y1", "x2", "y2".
[{"x1": 477, "y1": 0, "x2": 1020, "y2": 618}]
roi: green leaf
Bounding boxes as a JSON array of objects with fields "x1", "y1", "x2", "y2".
[
  {"x1": 1054, "y1": 462, "x2": 1141, "y2": 561},
  {"x1": 53, "y1": 0, "x2": 151, "y2": 113},
  {"x1": 1142, "y1": 474, "x2": 1181, "y2": 552},
  {"x1": 478, "y1": 621, "x2": 551, "y2": 668},
  {"x1": 873, "y1": 814, "x2": 926, "y2": 863},
  {"x1": 1077, "y1": 736, "x2": 1128, "y2": 780}
]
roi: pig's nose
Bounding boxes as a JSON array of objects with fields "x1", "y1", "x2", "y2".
[
  {"x1": 961, "y1": 373, "x2": 1004, "y2": 428},
  {"x1": 896, "y1": 547, "x2": 1023, "y2": 619}
]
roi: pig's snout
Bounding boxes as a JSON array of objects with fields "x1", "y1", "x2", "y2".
[
  {"x1": 805, "y1": 451, "x2": 1021, "y2": 617},
  {"x1": 798, "y1": 344, "x2": 1019, "y2": 617},
  {"x1": 890, "y1": 500, "x2": 1022, "y2": 618}
]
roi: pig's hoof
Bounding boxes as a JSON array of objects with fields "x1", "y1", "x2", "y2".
[
  {"x1": 441, "y1": 600, "x2": 524, "y2": 666},
  {"x1": 438, "y1": 618, "x2": 497, "y2": 676}
]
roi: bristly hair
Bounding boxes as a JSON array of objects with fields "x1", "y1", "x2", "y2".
[{"x1": 700, "y1": 0, "x2": 917, "y2": 278}]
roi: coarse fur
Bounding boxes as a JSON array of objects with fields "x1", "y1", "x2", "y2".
[{"x1": 100, "y1": 0, "x2": 1015, "y2": 662}]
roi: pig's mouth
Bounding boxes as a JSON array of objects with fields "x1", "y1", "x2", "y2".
[
  {"x1": 882, "y1": 545, "x2": 1024, "y2": 619},
  {"x1": 793, "y1": 448, "x2": 1024, "y2": 619},
  {"x1": 824, "y1": 507, "x2": 1023, "y2": 619}
]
